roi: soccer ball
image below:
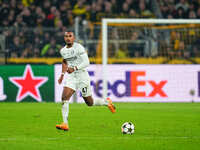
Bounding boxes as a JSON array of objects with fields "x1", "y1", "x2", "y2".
[{"x1": 121, "y1": 122, "x2": 135, "y2": 134}]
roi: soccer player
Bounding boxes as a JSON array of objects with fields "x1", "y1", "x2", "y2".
[{"x1": 56, "y1": 31, "x2": 116, "y2": 131}]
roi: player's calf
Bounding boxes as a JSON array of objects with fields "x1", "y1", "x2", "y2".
[{"x1": 83, "y1": 96, "x2": 94, "y2": 106}]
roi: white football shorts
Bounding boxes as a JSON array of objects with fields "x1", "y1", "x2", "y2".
[{"x1": 63, "y1": 70, "x2": 92, "y2": 97}]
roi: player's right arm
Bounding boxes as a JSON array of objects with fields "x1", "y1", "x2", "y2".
[{"x1": 58, "y1": 59, "x2": 68, "y2": 84}]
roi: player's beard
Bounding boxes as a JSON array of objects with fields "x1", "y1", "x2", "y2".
[{"x1": 66, "y1": 42, "x2": 73, "y2": 47}]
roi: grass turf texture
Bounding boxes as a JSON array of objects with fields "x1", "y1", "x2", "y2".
[{"x1": 0, "y1": 103, "x2": 200, "y2": 150}]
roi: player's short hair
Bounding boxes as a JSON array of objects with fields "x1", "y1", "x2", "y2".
[
  {"x1": 64, "y1": 30, "x2": 75, "y2": 37},
  {"x1": 65, "y1": 30, "x2": 74, "y2": 34}
]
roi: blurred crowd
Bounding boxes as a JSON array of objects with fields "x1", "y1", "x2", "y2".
[
  {"x1": 0, "y1": 0, "x2": 200, "y2": 59},
  {"x1": 158, "y1": 0, "x2": 200, "y2": 19},
  {"x1": 0, "y1": 0, "x2": 154, "y2": 28}
]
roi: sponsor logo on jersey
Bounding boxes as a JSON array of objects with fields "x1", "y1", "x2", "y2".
[{"x1": 65, "y1": 56, "x2": 77, "y2": 61}]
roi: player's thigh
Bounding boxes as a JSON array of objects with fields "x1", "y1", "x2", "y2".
[
  {"x1": 63, "y1": 74, "x2": 76, "y2": 91},
  {"x1": 78, "y1": 71, "x2": 92, "y2": 97},
  {"x1": 62, "y1": 74, "x2": 76, "y2": 100},
  {"x1": 62, "y1": 87, "x2": 75, "y2": 100},
  {"x1": 79, "y1": 79, "x2": 92, "y2": 98}
]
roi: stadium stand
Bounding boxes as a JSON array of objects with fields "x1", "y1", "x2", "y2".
[{"x1": 0, "y1": 0, "x2": 200, "y2": 64}]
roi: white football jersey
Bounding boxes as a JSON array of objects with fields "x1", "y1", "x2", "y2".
[{"x1": 60, "y1": 42, "x2": 87, "y2": 70}]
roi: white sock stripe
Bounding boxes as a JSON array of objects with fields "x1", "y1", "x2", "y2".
[
  {"x1": 93, "y1": 99, "x2": 107, "y2": 106},
  {"x1": 62, "y1": 100, "x2": 69, "y2": 124}
]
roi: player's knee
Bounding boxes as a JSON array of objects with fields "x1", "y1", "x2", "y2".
[{"x1": 62, "y1": 95, "x2": 70, "y2": 101}]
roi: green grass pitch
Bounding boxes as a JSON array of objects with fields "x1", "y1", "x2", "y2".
[{"x1": 0, "y1": 102, "x2": 200, "y2": 150}]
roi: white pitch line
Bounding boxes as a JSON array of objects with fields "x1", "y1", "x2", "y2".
[
  {"x1": 0, "y1": 136, "x2": 200, "y2": 141},
  {"x1": 0, "y1": 138, "x2": 17, "y2": 141},
  {"x1": 0, "y1": 137, "x2": 59, "y2": 141},
  {"x1": 75, "y1": 136, "x2": 200, "y2": 140}
]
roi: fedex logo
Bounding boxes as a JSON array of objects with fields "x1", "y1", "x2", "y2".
[{"x1": 89, "y1": 71, "x2": 167, "y2": 98}]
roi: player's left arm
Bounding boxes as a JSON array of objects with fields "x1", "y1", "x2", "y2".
[
  {"x1": 67, "y1": 45, "x2": 89, "y2": 73},
  {"x1": 76, "y1": 52, "x2": 89, "y2": 70},
  {"x1": 67, "y1": 53, "x2": 89, "y2": 73}
]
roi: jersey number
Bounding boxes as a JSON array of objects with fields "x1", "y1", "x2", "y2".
[{"x1": 82, "y1": 87, "x2": 87, "y2": 94}]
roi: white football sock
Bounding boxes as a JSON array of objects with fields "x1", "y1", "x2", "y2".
[
  {"x1": 93, "y1": 99, "x2": 108, "y2": 106},
  {"x1": 62, "y1": 100, "x2": 69, "y2": 124}
]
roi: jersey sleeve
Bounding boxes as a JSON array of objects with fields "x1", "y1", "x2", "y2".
[
  {"x1": 60, "y1": 48, "x2": 64, "y2": 58},
  {"x1": 78, "y1": 44, "x2": 86, "y2": 55},
  {"x1": 76, "y1": 43, "x2": 89, "y2": 70}
]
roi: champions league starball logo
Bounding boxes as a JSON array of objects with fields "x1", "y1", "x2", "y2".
[
  {"x1": 0, "y1": 77, "x2": 7, "y2": 101},
  {"x1": 9, "y1": 65, "x2": 48, "y2": 102}
]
